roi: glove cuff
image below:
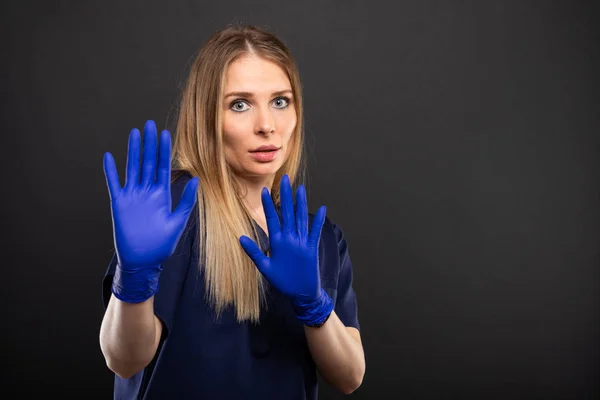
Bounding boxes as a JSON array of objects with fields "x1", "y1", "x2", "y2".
[
  {"x1": 292, "y1": 288, "x2": 334, "y2": 327},
  {"x1": 111, "y1": 263, "x2": 163, "y2": 304}
]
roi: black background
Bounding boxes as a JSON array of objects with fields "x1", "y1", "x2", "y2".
[{"x1": 2, "y1": 0, "x2": 599, "y2": 398}]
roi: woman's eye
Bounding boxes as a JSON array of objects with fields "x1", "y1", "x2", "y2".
[
  {"x1": 231, "y1": 100, "x2": 250, "y2": 112},
  {"x1": 273, "y1": 96, "x2": 290, "y2": 109}
]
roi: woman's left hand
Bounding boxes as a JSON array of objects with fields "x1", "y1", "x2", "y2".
[{"x1": 239, "y1": 174, "x2": 327, "y2": 306}]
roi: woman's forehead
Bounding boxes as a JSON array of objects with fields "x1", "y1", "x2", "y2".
[{"x1": 224, "y1": 56, "x2": 290, "y2": 94}]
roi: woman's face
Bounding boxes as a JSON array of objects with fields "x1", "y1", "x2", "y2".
[{"x1": 222, "y1": 54, "x2": 297, "y2": 181}]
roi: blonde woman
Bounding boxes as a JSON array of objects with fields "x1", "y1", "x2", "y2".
[{"x1": 99, "y1": 24, "x2": 365, "y2": 399}]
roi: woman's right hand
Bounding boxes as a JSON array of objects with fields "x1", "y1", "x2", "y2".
[{"x1": 103, "y1": 120, "x2": 199, "y2": 303}]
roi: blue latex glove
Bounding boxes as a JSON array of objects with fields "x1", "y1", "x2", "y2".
[
  {"x1": 239, "y1": 174, "x2": 334, "y2": 326},
  {"x1": 103, "y1": 120, "x2": 199, "y2": 303}
]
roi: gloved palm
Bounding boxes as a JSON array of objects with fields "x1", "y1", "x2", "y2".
[
  {"x1": 239, "y1": 175, "x2": 333, "y2": 324},
  {"x1": 103, "y1": 120, "x2": 198, "y2": 302}
]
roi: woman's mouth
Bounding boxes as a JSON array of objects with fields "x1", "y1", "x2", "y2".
[{"x1": 249, "y1": 148, "x2": 280, "y2": 162}]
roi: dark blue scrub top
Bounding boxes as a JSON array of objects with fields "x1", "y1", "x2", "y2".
[{"x1": 102, "y1": 172, "x2": 360, "y2": 400}]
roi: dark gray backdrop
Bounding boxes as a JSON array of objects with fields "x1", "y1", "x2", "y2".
[{"x1": 2, "y1": 0, "x2": 598, "y2": 398}]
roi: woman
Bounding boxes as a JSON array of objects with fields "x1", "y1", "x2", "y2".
[{"x1": 99, "y1": 24, "x2": 365, "y2": 399}]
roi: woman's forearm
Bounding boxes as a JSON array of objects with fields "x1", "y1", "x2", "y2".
[
  {"x1": 304, "y1": 311, "x2": 365, "y2": 394},
  {"x1": 99, "y1": 294, "x2": 161, "y2": 378}
]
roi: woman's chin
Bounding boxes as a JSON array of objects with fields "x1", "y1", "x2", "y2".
[
  {"x1": 249, "y1": 162, "x2": 282, "y2": 175},
  {"x1": 237, "y1": 165, "x2": 281, "y2": 180}
]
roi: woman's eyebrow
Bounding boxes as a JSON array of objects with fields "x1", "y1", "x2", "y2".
[{"x1": 224, "y1": 89, "x2": 293, "y2": 99}]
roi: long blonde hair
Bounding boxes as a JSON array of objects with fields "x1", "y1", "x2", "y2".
[{"x1": 171, "y1": 24, "x2": 306, "y2": 323}]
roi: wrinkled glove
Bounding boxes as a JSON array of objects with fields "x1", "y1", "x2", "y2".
[
  {"x1": 103, "y1": 120, "x2": 198, "y2": 303},
  {"x1": 239, "y1": 174, "x2": 333, "y2": 326}
]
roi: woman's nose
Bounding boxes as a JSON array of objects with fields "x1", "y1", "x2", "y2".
[{"x1": 255, "y1": 107, "x2": 275, "y2": 136}]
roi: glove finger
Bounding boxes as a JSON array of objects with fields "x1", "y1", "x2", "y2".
[
  {"x1": 157, "y1": 130, "x2": 172, "y2": 188},
  {"x1": 239, "y1": 235, "x2": 270, "y2": 274},
  {"x1": 173, "y1": 177, "x2": 199, "y2": 221},
  {"x1": 308, "y1": 205, "x2": 327, "y2": 249},
  {"x1": 262, "y1": 187, "x2": 281, "y2": 237},
  {"x1": 141, "y1": 120, "x2": 158, "y2": 187},
  {"x1": 103, "y1": 152, "x2": 121, "y2": 200},
  {"x1": 296, "y1": 185, "x2": 308, "y2": 239},
  {"x1": 280, "y1": 174, "x2": 296, "y2": 234},
  {"x1": 124, "y1": 128, "x2": 141, "y2": 190}
]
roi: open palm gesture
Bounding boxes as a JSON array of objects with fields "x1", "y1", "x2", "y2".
[
  {"x1": 239, "y1": 175, "x2": 327, "y2": 305},
  {"x1": 103, "y1": 120, "x2": 198, "y2": 270}
]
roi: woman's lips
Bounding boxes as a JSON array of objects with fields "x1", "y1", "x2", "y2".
[{"x1": 249, "y1": 149, "x2": 280, "y2": 162}]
